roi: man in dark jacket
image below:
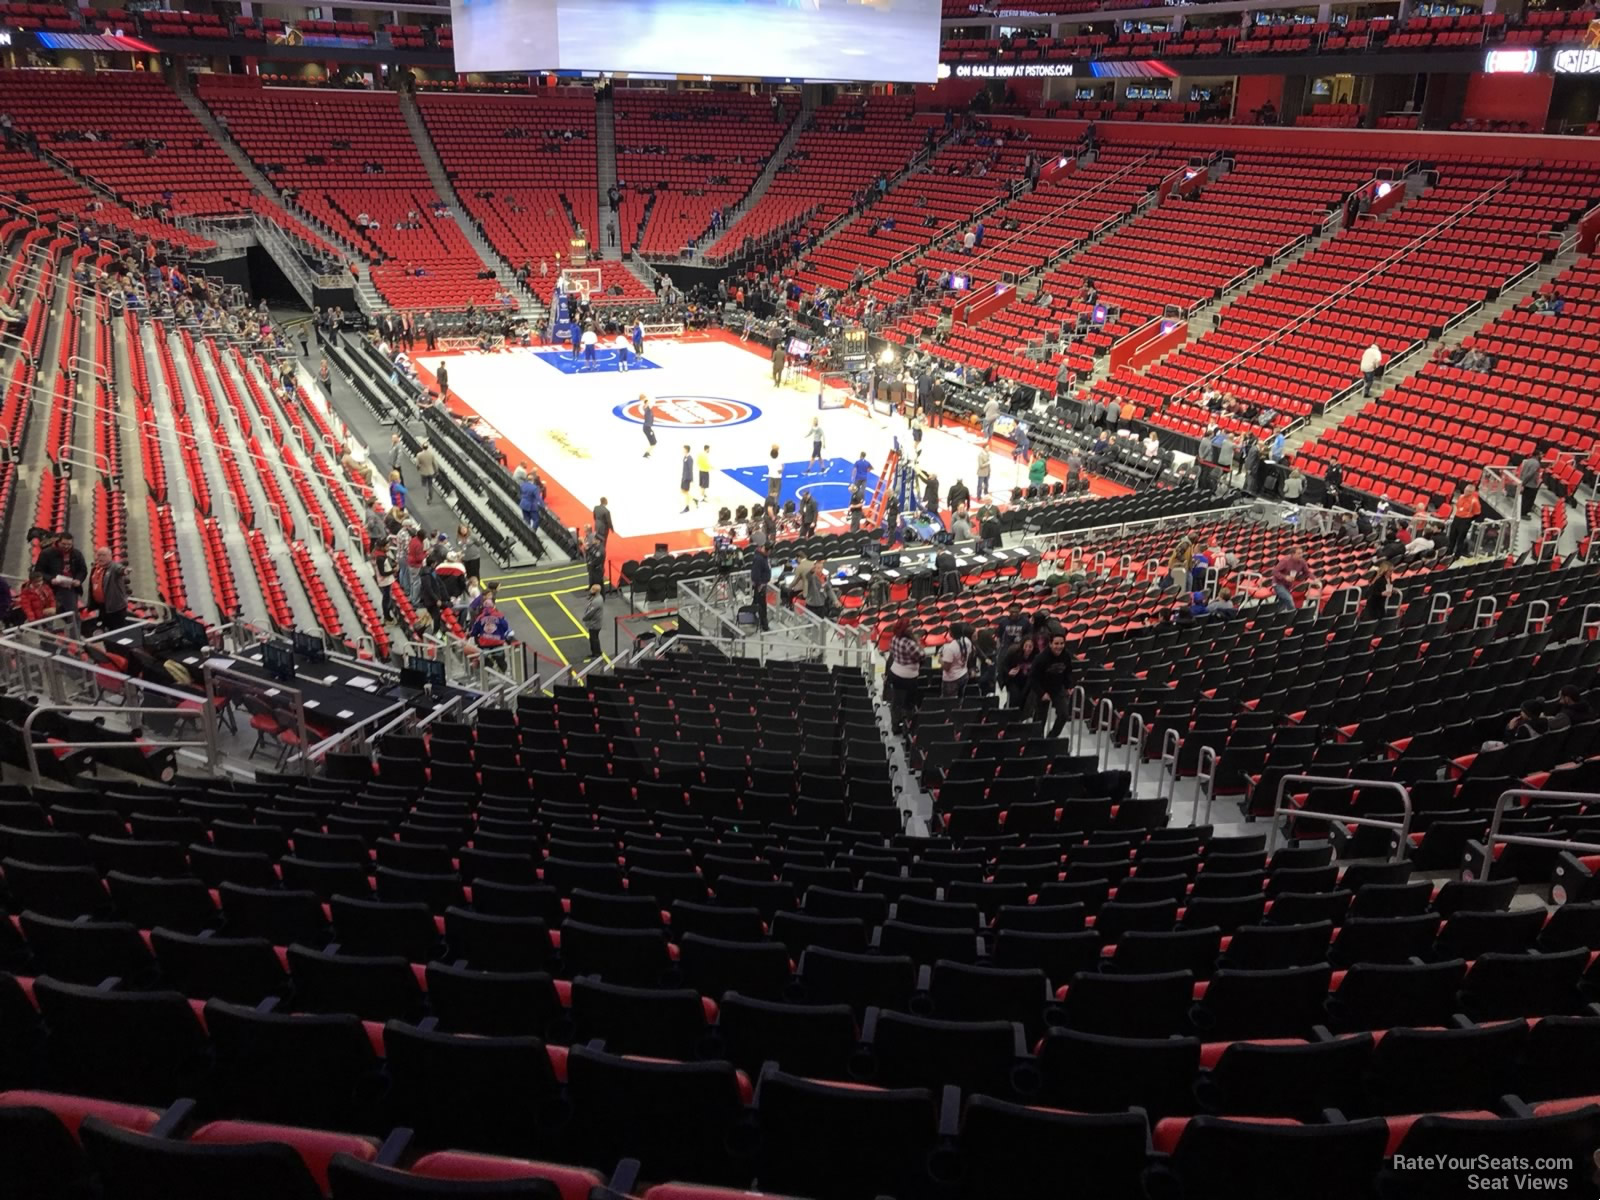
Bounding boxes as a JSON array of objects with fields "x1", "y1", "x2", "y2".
[
  {"x1": 977, "y1": 501, "x2": 1003, "y2": 551},
  {"x1": 926, "y1": 376, "x2": 945, "y2": 428},
  {"x1": 749, "y1": 543, "x2": 772, "y2": 631},
  {"x1": 36, "y1": 532, "x2": 87, "y2": 616},
  {"x1": 798, "y1": 492, "x2": 818, "y2": 538},
  {"x1": 1024, "y1": 625, "x2": 1073, "y2": 737},
  {"x1": 947, "y1": 478, "x2": 970, "y2": 513}
]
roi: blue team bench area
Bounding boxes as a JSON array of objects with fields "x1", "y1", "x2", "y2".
[
  {"x1": 535, "y1": 347, "x2": 660, "y2": 375},
  {"x1": 723, "y1": 458, "x2": 879, "y2": 511}
]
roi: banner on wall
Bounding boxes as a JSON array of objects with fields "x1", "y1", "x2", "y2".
[
  {"x1": 1553, "y1": 48, "x2": 1600, "y2": 74},
  {"x1": 1484, "y1": 48, "x2": 1539, "y2": 74},
  {"x1": 953, "y1": 61, "x2": 1074, "y2": 78}
]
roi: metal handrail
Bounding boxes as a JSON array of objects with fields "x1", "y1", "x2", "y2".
[
  {"x1": 1195, "y1": 743, "x2": 1219, "y2": 823},
  {"x1": 1268, "y1": 774, "x2": 1414, "y2": 862},
  {"x1": 1170, "y1": 171, "x2": 1527, "y2": 411},
  {"x1": 21, "y1": 703, "x2": 217, "y2": 786},
  {"x1": 1125, "y1": 710, "x2": 1147, "y2": 798},
  {"x1": 1158, "y1": 727, "x2": 1181, "y2": 812},
  {"x1": 1479, "y1": 789, "x2": 1600, "y2": 882},
  {"x1": 1067, "y1": 685, "x2": 1086, "y2": 757}
]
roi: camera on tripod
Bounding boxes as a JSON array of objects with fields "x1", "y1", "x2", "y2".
[{"x1": 712, "y1": 533, "x2": 739, "y2": 574}]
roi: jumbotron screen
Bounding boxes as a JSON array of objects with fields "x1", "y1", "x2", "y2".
[{"x1": 449, "y1": 0, "x2": 942, "y2": 82}]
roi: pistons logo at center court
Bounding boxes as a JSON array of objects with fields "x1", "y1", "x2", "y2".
[{"x1": 613, "y1": 395, "x2": 762, "y2": 429}]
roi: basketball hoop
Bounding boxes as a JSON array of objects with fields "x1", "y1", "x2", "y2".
[{"x1": 560, "y1": 267, "x2": 605, "y2": 310}]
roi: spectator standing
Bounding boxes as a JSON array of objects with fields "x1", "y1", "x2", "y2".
[
  {"x1": 389, "y1": 471, "x2": 408, "y2": 512},
  {"x1": 999, "y1": 630, "x2": 1037, "y2": 708},
  {"x1": 799, "y1": 492, "x2": 818, "y2": 538},
  {"x1": 1360, "y1": 341, "x2": 1382, "y2": 395},
  {"x1": 582, "y1": 584, "x2": 605, "y2": 659},
  {"x1": 363, "y1": 499, "x2": 387, "y2": 556},
  {"x1": 318, "y1": 358, "x2": 332, "y2": 399},
  {"x1": 519, "y1": 475, "x2": 544, "y2": 529},
  {"x1": 1519, "y1": 447, "x2": 1544, "y2": 519},
  {"x1": 375, "y1": 554, "x2": 399, "y2": 623},
  {"x1": 983, "y1": 396, "x2": 1000, "y2": 443},
  {"x1": 885, "y1": 616, "x2": 923, "y2": 733},
  {"x1": 1447, "y1": 483, "x2": 1483, "y2": 558},
  {"x1": 388, "y1": 432, "x2": 406, "y2": 482},
  {"x1": 85, "y1": 547, "x2": 128, "y2": 633},
  {"x1": 391, "y1": 524, "x2": 414, "y2": 601},
  {"x1": 436, "y1": 361, "x2": 450, "y2": 401},
  {"x1": 749, "y1": 543, "x2": 772, "y2": 632},
  {"x1": 939, "y1": 622, "x2": 973, "y2": 698},
  {"x1": 1363, "y1": 558, "x2": 1395, "y2": 622},
  {"x1": 593, "y1": 497, "x2": 614, "y2": 545},
  {"x1": 36, "y1": 532, "x2": 87, "y2": 616},
  {"x1": 584, "y1": 529, "x2": 606, "y2": 590},
  {"x1": 926, "y1": 377, "x2": 944, "y2": 429},
  {"x1": 415, "y1": 441, "x2": 439, "y2": 503},
  {"x1": 976, "y1": 446, "x2": 991, "y2": 499},
  {"x1": 1023, "y1": 626, "x2": 1073, "y2": 736},
  {"x1": 802, "y1": 556, "x2": 838, "y2": 619},
  {"x1": 1270, "y1": 544, "x2": 1311, "y2": 611},
  {"x1": 406, "y1": 527, "x2": 427, "y2": 602}
]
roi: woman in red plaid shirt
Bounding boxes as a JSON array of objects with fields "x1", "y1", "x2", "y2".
[{"x1": 885, "y1": 617, "x2": 923, "y2": 733}]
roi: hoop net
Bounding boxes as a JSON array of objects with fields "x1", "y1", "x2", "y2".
[{"x1": 561, "y1": 267, "x2": 604, "y2": 308}]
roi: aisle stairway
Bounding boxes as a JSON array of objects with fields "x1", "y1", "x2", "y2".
[
  {"x1": 594, "y1": 90, "x2": 620, "y2": 263},
  {"x1": 399, "y1": 88, "x2": 543, "y2": 321},
  {"x1": 2, "y1": 247, "x2": 68, "y2": 581},
  {"x1": 142, "y1": 324, "x2": 211, "y2": 617},
  {"x1": 107, "y1": 318, "x2": 155, "y2": 601},
  {"x1": 175, "y1": 82, "x2": 361, "y2": 262}
]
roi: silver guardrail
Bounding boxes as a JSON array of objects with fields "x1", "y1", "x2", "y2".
[
  {"x1": 21, "y1": 703, "x2": 219, "y2": 786},
  {"x1": 1478, "y1": 790, "x2": 1600, "y2": 884},
  {"x1": 1157, "y1": 727, "x2": 1182, "y2": 813},
  {"x1": 1268, "y1": 774, "x2": 1414, "y2": 863}
]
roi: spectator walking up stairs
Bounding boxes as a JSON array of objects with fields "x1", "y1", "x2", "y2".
[{"x1": 400, "y1": 88, "x2": 542, "y2": 321}]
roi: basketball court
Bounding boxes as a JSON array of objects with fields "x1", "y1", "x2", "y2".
[{"x1": 412, "y1": 328, "x2": 1058, "y2": 565}]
